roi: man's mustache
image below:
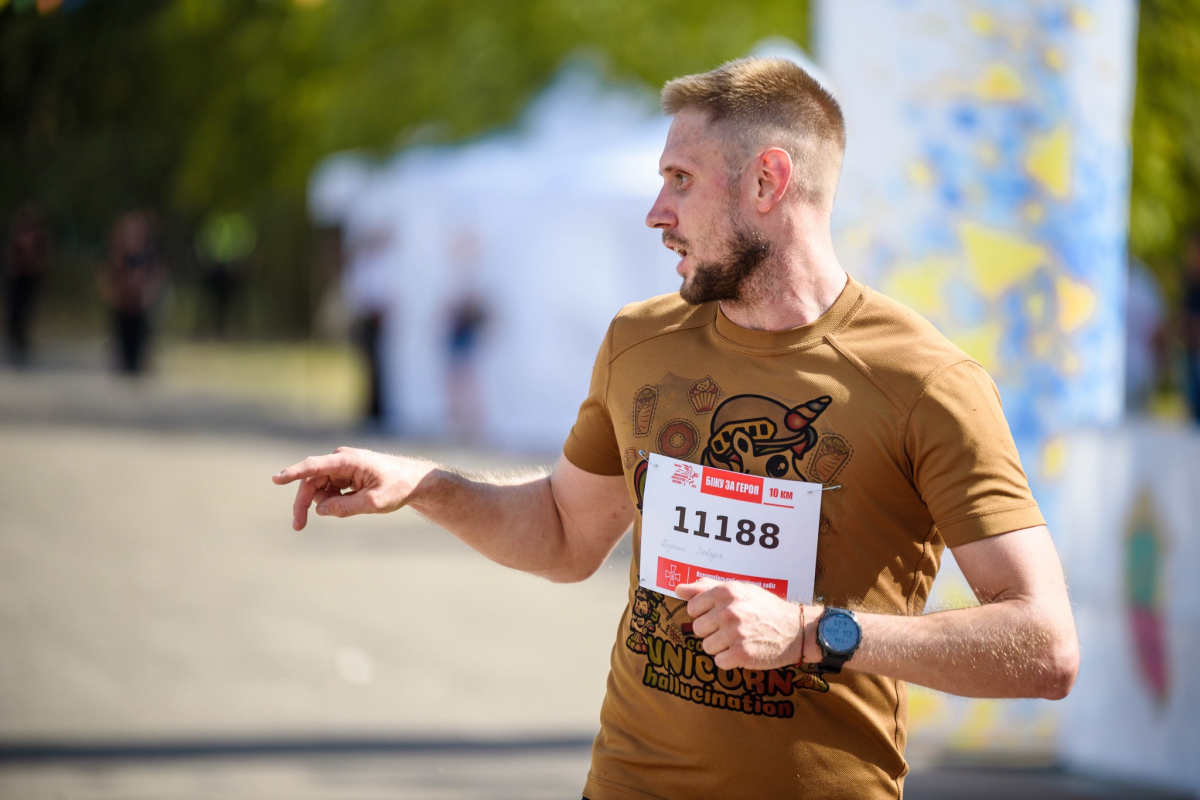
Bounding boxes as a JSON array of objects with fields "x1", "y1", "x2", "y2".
[{"x1": 662, "y1": 232, "x2": 689, "y2": 250}]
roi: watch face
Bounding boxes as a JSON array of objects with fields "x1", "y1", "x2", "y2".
[{"x1": 821, "y1": 614, "x2": 860, "y2": 655}]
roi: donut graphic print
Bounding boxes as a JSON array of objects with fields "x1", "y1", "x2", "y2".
[{"x1": 657, "y1": 420, "x2": 698, "y2": 459}]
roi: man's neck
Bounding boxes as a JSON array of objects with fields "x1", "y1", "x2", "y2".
[{"x1": 718, "y1": 227, "x2": 848, "y2": 332}]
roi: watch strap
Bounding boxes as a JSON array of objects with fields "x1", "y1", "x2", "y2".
[{"x1": 811, "y1": 651, "x2": 849, "y2": 674}]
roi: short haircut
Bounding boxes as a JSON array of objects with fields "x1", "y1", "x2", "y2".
[{"x1": 661, "y1": 57, "x2": 846, "y2": 207}]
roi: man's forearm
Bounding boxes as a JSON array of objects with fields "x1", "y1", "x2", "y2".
[
  {"x1": 676, "y1": 519, "x2": 1076, "y2": 701},
  {"x1": 407, "y1": 467, "x2": 580, "y2": 581},
  {"x1": 826, "y1": 600, "x2": 1078, "y2": 699},
  {"x1": 277, "y1": 448, "x2": 631, "y2": 581}
]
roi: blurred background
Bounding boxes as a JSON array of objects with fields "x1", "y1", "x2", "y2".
[{"x1": 1, "y1": 0, "x2": 1199, "y2": 798}]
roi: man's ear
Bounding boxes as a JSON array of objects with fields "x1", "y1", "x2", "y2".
[{"x1": 756, "y1": 148, "x2": 794, "y2": 212}]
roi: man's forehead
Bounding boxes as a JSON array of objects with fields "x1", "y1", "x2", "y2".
[{"x1": 658, "y1": 108, "x2": 724, "y2": 173}]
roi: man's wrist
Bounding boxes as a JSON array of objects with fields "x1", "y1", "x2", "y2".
[{"x1": 403, "y1": 461, "x2": 451, "y2": 513}]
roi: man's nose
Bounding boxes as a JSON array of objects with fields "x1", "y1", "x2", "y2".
[{"x1": 645, "y1": 190, "x2": 676, "y2": 230}]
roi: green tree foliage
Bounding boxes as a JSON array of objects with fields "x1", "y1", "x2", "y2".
[
  {"x1": 1129, "y1": 0, "x2": 1200, "y2": 294},
  {"x1": 3, "y1": 1, "x2": 1197, "y2": 333},
  {"x1": 0, "y1": 0, "x2": 808, "y2": 335}
]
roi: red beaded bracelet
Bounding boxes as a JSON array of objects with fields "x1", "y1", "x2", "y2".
[{"x1": 797, "y1": 603, "x2": 807, "y2": 668}]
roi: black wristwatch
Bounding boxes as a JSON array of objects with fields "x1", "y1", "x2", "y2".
[{"x1": 804, "y1": 607, "x2": 861, "y2": 675}]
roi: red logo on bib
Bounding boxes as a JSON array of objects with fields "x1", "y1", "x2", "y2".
[
  {"x1": 656, "y1": 557, "x2": 787, "y2": 598},
  {"x1": 700, "y1": 467, "x2": 763, "y2": 504}
]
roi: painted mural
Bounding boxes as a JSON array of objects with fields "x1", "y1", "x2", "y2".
[{"x1": 819, "y1": 0, "x2": 1137, "y2": 760}]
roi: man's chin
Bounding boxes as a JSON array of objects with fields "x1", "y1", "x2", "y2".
[
  {"x1": 680, "y1": 281, "x2": 724, "y2": 306},
  {"x1": 679, "y1": 279, "x2": 705, "y2": 306}
]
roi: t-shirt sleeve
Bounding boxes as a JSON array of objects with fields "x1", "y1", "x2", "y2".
[
  {"x1": 905, "y1": 360, "x2": 1045, "y2": 548},
  {"x1": 562, "y1": 320, "x2": 624, "y2": 476}
]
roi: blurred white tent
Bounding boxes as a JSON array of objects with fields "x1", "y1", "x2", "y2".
[{"x1": 309, "y1": 43, "x2": 818, "y2": 452}]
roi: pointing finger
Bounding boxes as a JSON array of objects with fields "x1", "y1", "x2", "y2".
[{"x1": 273, "y1": 453, "x2": 347, "y2": 485}]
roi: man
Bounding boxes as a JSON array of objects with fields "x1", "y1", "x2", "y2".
[
  {"x1": 4, "y1": 204, "x2": 50, "y2": 366},
  {"x1": 274, "y1": 58, "x2": 1078, "y2": 799},
  {"x1": 100, "y1": 211, "x2": 165, "y2": 375}
]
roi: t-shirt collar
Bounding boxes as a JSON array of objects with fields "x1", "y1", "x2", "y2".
[{"x1": 711, "y1": 275, "x2": 864, "y2": 352}]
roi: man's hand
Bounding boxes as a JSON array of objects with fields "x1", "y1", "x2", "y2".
[
  {"x1": 676, "y1": 578, "x2": 809, "y2": 671},
  {"x1": 272, "y1": 447, "x2": 434, "y2": 530},
  {"x1": 272, "y1": 451, "x2": 632, "y2": 584}
]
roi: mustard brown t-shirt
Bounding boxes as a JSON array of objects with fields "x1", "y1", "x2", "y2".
[{"x1": 563, "y1": 277, "x2": 1044, "y2": 800}]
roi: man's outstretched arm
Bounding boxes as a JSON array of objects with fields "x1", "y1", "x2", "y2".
[
  {"x1": 273, "y1": 448, "x2": 634, "y2": 583},
  {"x1": 677, "y1": 525, "x2": 1079, "y2": 700}
]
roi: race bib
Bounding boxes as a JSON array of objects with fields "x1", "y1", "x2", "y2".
[{"x1": 639, "y1": 453, "x2": 822, "y2": 604}]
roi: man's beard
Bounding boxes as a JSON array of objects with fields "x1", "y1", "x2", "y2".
[{"x1": 673, "y1": 221, "x2": 772, "y2": 306}]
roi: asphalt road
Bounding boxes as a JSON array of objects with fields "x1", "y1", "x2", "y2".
[{"x1": 0, "y1": 353, "x2": 1192, "y2": 799}]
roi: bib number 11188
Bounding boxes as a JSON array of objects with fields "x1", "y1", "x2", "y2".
[
  {"x1": 640, "y1": 453, "x2": 822, "y2": 603},
  {"x1": 672, "y1": 506, "x2": 780, "y2": 549}
]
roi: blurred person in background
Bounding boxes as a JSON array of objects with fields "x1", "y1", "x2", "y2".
[
  {"x1": 274, "y1": 58, "x2": 1078, "y2": 799},
  {"x1": 195, "y1": 212, "x2": 256, "y2": 339},
  {"x1": 444, "y1": 227, "x2": 491, "y2": 442},
  {"x1": 342, "y1": 222, "x2": 394, "y2": 427},
  {"x1": 100, "y1": 211, "x2": 165, "y2": 375},
  {"x1": 1124, "y1": 258, "x2": 1166, "y2": 413},
  {"x1": 1183, "y1": 230, "x2": 1200, "y2": 423},
  {"x1": 4, "y1": 204, "x2": 51, "y2": 367}
]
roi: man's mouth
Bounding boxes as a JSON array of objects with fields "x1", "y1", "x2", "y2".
[{"x1": 663, "y1": 236, "x2": 689, "y2": 261}]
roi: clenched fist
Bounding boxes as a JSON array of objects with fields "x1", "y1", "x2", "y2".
[
  {"x1": 272, "y1": 447, "x2": 435, "y2": 530},
  {"x1": 676, "y1": 578, "x2": 820, "y2": 671}
]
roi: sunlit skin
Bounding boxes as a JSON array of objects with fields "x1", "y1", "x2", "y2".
[
  {"x1": 273, "y1": 107, "x2": 1079, "y2": 700},
  {"x1": 646, "y1": 106, "x2": 846, "y2": 331},
  {"x1": 647, "y1": 109, "x2": 744, "y2": 289}
]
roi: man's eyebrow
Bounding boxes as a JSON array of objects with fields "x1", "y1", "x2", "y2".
[{"x1": 659, "y1": 164, "x2": 690, "y2": 176}]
